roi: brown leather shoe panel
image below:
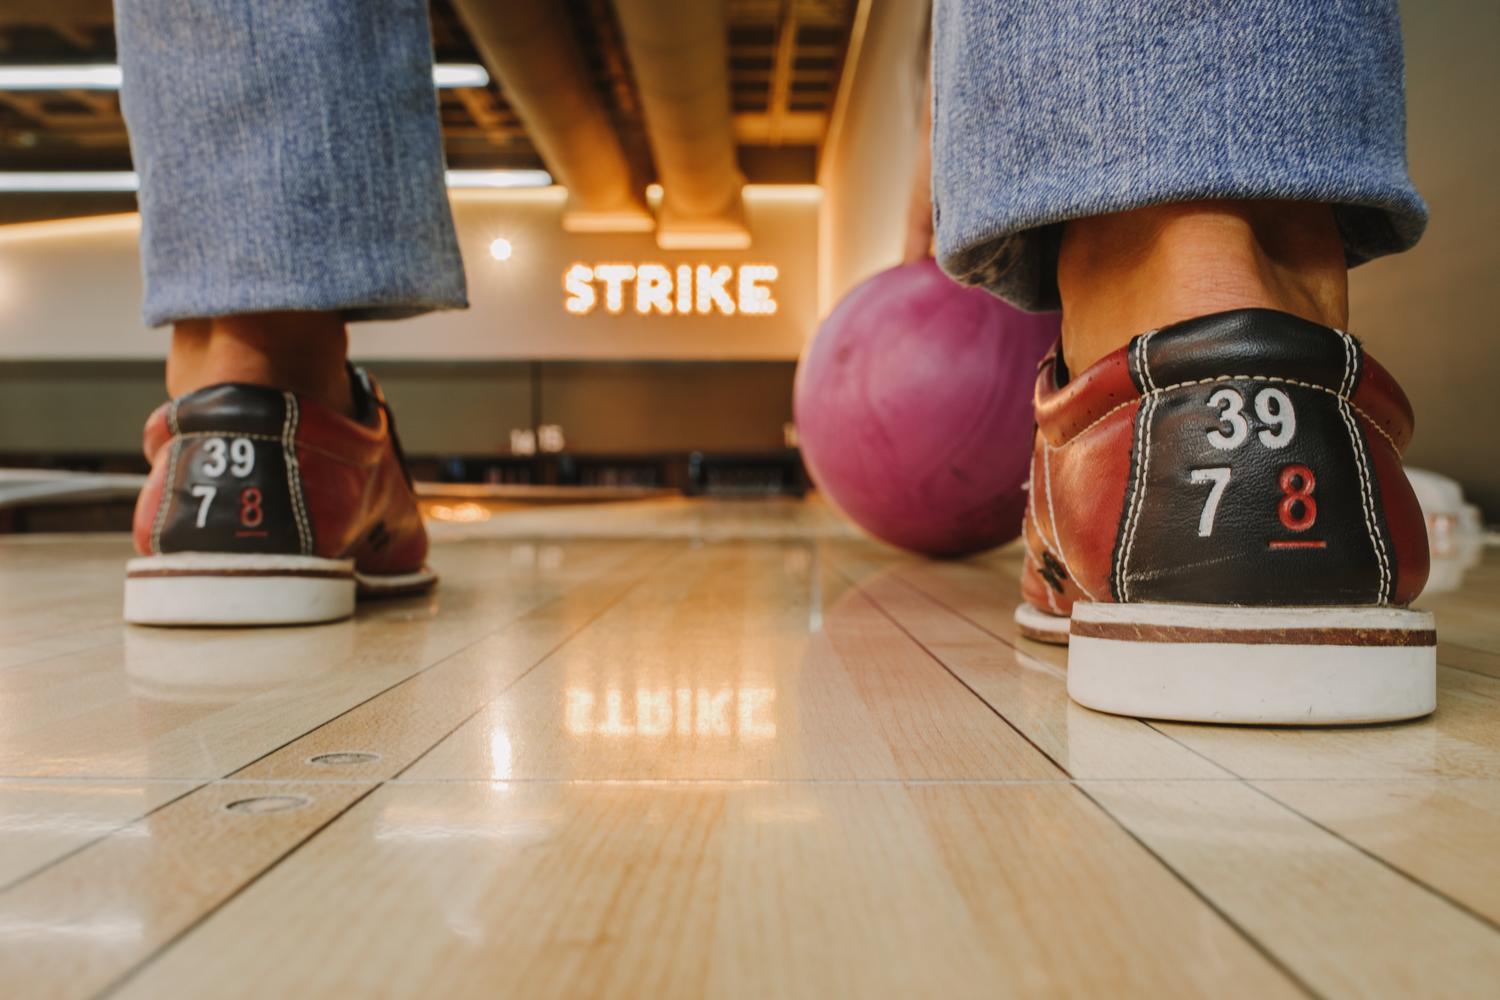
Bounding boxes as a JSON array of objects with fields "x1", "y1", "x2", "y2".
[{"x1": 1367, "y1": 431, "x2": 1430, "y2": 605}]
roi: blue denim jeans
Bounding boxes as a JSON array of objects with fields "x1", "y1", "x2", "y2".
[
  {"x1": 119, "y1": 1, "x2": 1425, "y2": 323},
  {"x1": 932, "y1": 0, "x2": 1427, "y2": 310},
  {"x1": 116, "y1": 0, "x2": 467, "y2": 326}
]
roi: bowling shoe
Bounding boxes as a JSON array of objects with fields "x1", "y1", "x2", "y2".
[
  {"x1": 1015, "y1": 308, "x2": 1434, "y2": 724},
  {"x1": 125, "y1": 368, "x2": 434, "y2": 625}
]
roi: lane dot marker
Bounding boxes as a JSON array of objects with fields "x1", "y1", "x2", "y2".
[
  {"x1": 308, "y1": 751, "x2": 381, "y2": 766},
  {"x1": 224, "y1": 795, "x2": 309, "y2": 815}
]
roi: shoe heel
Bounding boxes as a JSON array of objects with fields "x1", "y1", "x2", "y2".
[
  {"x1": 124, "y1": 553, "x2": 356, "y2": 626},
  {"x1": 1067, "y1": 602, "x2": 1436, "y2": 724}
]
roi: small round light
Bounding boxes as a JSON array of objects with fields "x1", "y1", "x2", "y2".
[{"x1": 488, "y1": 237, "x2": 513, "y2": 261}]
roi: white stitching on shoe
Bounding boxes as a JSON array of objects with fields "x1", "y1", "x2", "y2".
[
  {"x1": 1041, "y1": 438, "x2": 1098, "y2": 602},
  {"x1": 1138, "y1": 330, "x2": 1159, "y2": 393},
  {"x1": 1116, "y1": 334, "x2": 1157, "y2": 601},
  {"x1": 1026, "y1": 449, "x2": 1049, "y2": 545},
  {"x1": 1119, "y1": 394, "x2": 1156, "y2": 602},
  {"x1": 1026, "y1": 466, "x2": 1045, "y2": 541},
  {"x1": 149, "y1": 400, "x2": 182, "y2": 556},
  {"x1": 283, "y1": 393, "x2": 312, "y2": 556},
  {"x1": 1335, "y1": 330, "x2": 1391, "y2": 604},
  {"x1": 1335, "y1": 327, "x2": 1354, "y2": 398},
  {"x1": 169, "y1": 431, "x2": 283, "y2": 443}
]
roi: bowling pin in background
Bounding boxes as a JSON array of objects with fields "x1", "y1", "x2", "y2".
[
  {"x1": 795, "y1": 259, "x2": 1059, "y2": 557},
  {"x1": 537, "y1": 425, "x2": 567, "y2": 454},
  {"x1": 510, "y1": 428, "x2": 538, "y2": 456},
  {"x1": 1406, "y1": 467, "x2": 1487, "y2": 592}
]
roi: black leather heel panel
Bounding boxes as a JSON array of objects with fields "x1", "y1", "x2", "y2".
[
  {"x1": 173, "y1": 384, "x2": 291, "y2": 435},
  {"x1": 1141, "y1": 309, "x2": 1356, "y2": 391},
  {"x1": 1113, "y1": 376, "x2": 1389, "y2": 607},
  {"x1": 158, "y1": 437, "x2": 302, "y2": 554},
  {"x1": 156, "y1": 385, "x2": 304, "y2": 555}
]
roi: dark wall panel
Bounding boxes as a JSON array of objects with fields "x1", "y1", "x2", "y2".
[
  {"x1": 537, "y1": 361, "x2": 795, "y2": 454},
  {"x1": 360, "y1": 361, "x2": 533, "y2": 456},
  {"x1": 0, "y1": 360, "x2": 797, "y2": 460}
]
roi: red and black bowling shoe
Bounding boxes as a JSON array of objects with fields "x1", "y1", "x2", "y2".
[
  {"x1": 126, "y1": 368, "x2": 435, "y2": 625},
  {"x1": 1017, "y1": 308, "x2": 1435, "y2": 724}
]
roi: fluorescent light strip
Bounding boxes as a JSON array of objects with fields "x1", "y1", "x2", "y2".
[
  {"x1": 0, "y1": 169, "x2": 551, "y2": 193},
  {"x1": 0, "y1": 172, "x2": 139, "y2": 192},
  {"x1": 444, "y1": 169, "x2": 552, "y2": 189},
  {"x1": 0, "y1": 65, "x2": 122, "y2": 90},
  {"x1": 0, "y1": 63, "x2": 488, "y2": 91},
  {"x1": 430, "y1": 64, "x2": 491, "y2": 89}
]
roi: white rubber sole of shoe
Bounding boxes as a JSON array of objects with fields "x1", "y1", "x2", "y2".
[
  {"x1": 1014, "y1": 602, "x2": 1071, "y2": 644},
  {"x1": 1066, "y1": 602, "x2": 1437, "y2": 725},
  {"x1": 125, "y1": 554, "x2": 436, "y2": 626}
]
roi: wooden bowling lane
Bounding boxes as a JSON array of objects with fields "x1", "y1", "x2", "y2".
[
  {"x1": 425, "y1": 494, "x2": 861, "y2": 544},
  {"x1": 0, "y1": 780, "x2": 375, "y2": 998},
  {"x1": 0, "y1": 780, "x2": 191, "y2": 888},
  {"x1": 402, "y1": 542, "x2": 1063, "y2": 782},
  {"x1": 0, "y1": 538, "x2": 664, "y2": 779},
  {"x1": 844, "y1": 540, "x2": 1500, "y2": 782},
  {"x1": 105, "y1": 782, "x2": 1301, "y2": 1000},
  {"x1": 0, "y1": 536, "x2": 132, "y2": 668},
  {"x1": 1420, "y1": 552, "x2": 1500, "y2": 680},
  {"x1": 1254, "y1": 779, "x2": 1500, "y2": 927},
  {"x1": 0, "y1": 538, "x2": 683, "y2": 996},
  {"x1": 827, "y1": 544, "x2": 1232, "y2": 779},
  {"x1": 1147, "y1": 665, "x2": 1500, "y2": 780},
  {"x1": 2, "y1": 503, "x2": 1499, "y2": 998},
  {"x1": 1085, "y1": 780, "x2": 1500, "y2": 997}
]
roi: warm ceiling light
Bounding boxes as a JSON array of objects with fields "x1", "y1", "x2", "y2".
[
  {"x1": 0, "y1": 63, "x2": 488, "y2": 91},
  {"x1": 488, "y1": 237, "x2": 513, "y2": 261},
  {"x1": 0, "y1": 169, "x2": 551, "y2": 193}
]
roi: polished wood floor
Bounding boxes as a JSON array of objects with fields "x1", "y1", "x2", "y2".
[{"x1": 2, "y1": 497, "x2": 1498, "y2": 998}]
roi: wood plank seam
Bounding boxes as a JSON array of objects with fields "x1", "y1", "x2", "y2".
[
  {"x1": 833, "y1": 553, "x2": 1320, "y2": 997},
  {"x1": 0, "y1": 540, "x2": 669, "y2": 895},
  {"x1": 91, "y1": 541, "x2": 696, "y2": 997}
]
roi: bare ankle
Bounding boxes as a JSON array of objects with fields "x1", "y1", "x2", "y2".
[
  {"x1": 166, "y1": 311, "x2": 354, "y2": 415},
  {"x1": 1056, "y1": 200, "x2": 1349, "y2": 373}
]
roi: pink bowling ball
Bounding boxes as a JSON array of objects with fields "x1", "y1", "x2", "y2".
[{"x1": 795, "y1": 259, "x2": 1059, "y2": 556}]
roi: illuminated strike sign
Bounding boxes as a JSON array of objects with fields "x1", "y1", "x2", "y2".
[{"x1": 564, "y1": 263, "x2": 778, "y2": 317}]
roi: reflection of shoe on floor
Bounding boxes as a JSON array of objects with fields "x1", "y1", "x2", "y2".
[
  {"x1": 125, "y1": 368, "x2": 435, "y2": 626},
  {"x1": 1016, "y1": 309, "x2": 1435, "y2": 724}
]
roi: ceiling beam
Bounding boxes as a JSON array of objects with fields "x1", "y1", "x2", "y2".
[
  {"x1": 766, "y1": 0, "x2": 799, "y2": 145},
  {"x1": 449, "y1": 88, "x2": 514, "y2": 148},
  {"x1": 734, "y1": 110, "x2": 826, "y2": 144}
]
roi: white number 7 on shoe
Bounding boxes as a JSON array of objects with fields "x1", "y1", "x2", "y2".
[
  {"x1": 1190, "y1": 467, "x2": 1232, "y2": 537},
  {"x1": 190, "y1": 484, "x2": 217, "y2": 528}
]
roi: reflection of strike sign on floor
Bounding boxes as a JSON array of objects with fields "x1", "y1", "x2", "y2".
[
  {"x1": 565, "y1": 263, "x2": 778, "y2": 316},
  {"x1": 566, "y1": 686, "x2": 777, "y2": 738}
]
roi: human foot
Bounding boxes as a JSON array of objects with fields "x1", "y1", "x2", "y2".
[
  {"x1": 1016, "y1": 308, "x2": 1434, "y2": 724},
  {"x1": 125, "y1": 368, "x2": 434, "y2": 625},
  {"x1": 1057, "y1": 200, "x2": 1348, "y2": 374},
  {"x1": 167, "y1": 312, "x2": 355, "y2": 417}
]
